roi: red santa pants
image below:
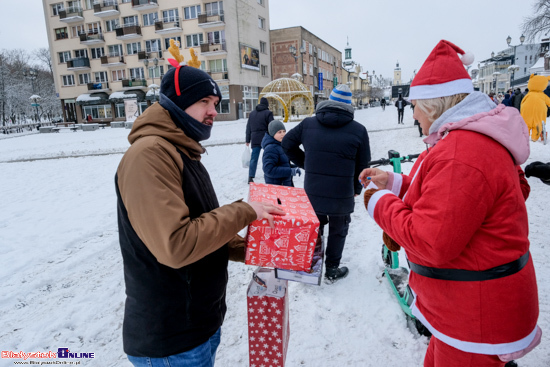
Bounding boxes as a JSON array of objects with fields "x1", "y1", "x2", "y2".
[{"x1": 424, "y1": 336, "x2": 505, "y2": 367}]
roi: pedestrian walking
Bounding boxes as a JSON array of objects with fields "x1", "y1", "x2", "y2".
[
  {"x1": 245, "y1": 97, "x2": 274, "y2": 183},
  {"x1": 394, "y1": 94, "x2": 409, "y2": 124}
]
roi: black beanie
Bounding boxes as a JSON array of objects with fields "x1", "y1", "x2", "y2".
[{"x1": 160, "y1": 65, "x2": 222, "y2": 111}]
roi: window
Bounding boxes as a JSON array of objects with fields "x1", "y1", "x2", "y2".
[
  {"x1": 94, "y1": 71, "x2": 108, "y2": 82},
  {"x1": 83, "y1": 0, "x2": 93, "y2": 10},
  {"x1": 207, "y1": 30, "x2": 224, "y2": 44},
  {"x1": 55, "y1": 27, "x2": 68, "y2": 40},
  {"x1": 78, "y1": 73, "x2": 91, "y2": 85},
  {"x1": 216, "y1": 85, "x2": 230, "y2": 114},
  {"x1": 127, "y1": 42, "x2": 142, "y2": 55},
  {"x1": 74, "y1": 49, "x2": 88, "y2": 58},
  {"x1": 257, "y1": 0, "x2": 263, "y2": 4},
  {"x1": 67, "y1": 1, "x2": 81, "y2": 11},
  {"x1": 164, "y1": 37, "x2": 181, "y2": 50},
  {"x1": 108, "y1": 44, "x2": 123, "y2": 57},
  {"x1": 258, "y1": 17, "x2": 265, "y2": 30},
  {"x1": 111, "y1": 69, "x2": 126, "y2": 81},
  {"x1": 121, "y1": 0, "x2": 131, "y2": 3},
  {"x1": 204, "y1": 1, "x2": 223, "y2": 16},
  {"x1": 260, "y1": 41, "x2": 266, "y2": 54},
  {"x1": 86, "y1": 22, "x2": 102, "y2": 34},
  {"x1": 71, "y1": 24, "x2": 85, "y2": 38},
  {"x1": 148, "y1": 65, "x2": 164, "y2": 78},
  {"x1": 208, "y1": 58, "x2": 227, "y2": 72},
  {"x1": 83, "y1": 105, "x2": 112, "y2": 119},
  {"x1": 184, "y1": 5, "x2": 201, "y2": 19},
  {"x1": 58, "y1": 51, "x2": 71, "y2": 63},
  {"x1": 186, "y1": 33, "x2": 203, "y2": 48},
  {"x1": 261, "y1": 64, "x2": 267, "y2": 77},
  {"x1": 309, "y1": 43, "x2": 312, "y2": 54},
  {"x1": 162, "y1": 9, "x2": 179, "y2": 22},
  {"x1": 123, "y1": 16, "x2": 139, "y2": 26},
  {"x1": 115, "y1": 103, "x2": 125, "y2": 118},
  {"x1": 105, "y1": 19, "x2": 119, "y2": 32},
  {"x1": 90, "y1": 47, "x2": 105, "y2": 59},
  {"x1": 146, "y1": 39, "x2": 162, "y2": 52},
  {"x1": 52, "y1": 3, "x2": 64, "y2": 16},
  {"x1": 129, "y1": 67, "x2": 145, "y2": 80},
  {"x1": 62, "y1": 75, "x2": 75, "y2": 86},
  {"x1": 143, "y1": 12, "x2": 158, "y2": 26}
]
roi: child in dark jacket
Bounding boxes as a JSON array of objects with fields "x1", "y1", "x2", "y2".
[{"x1": 262, "y1": 120, "x2": 300, "y2": 187}]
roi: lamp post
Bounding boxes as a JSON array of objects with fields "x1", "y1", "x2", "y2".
[
  {"x1": 289, "y1": 45, "x2": 305, "y2": 74},
  {"x1": 493, "y1": 71, "x2": 501, "y2": 94},
  {"x1": 23, "y1": 68, "x2": 40, "y2": 123},
  {"x1": 506, "y1": 34, "x2": 525, "y2": 88}
]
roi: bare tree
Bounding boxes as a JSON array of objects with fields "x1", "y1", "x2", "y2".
[
  {"x1": 522, "y1": 0, "x2": 550, "y2": 41},
  {"x1": 35, "y1": 48, "x2": 53, "y2": 76}
]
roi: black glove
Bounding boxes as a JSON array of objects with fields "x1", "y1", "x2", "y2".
[{"x1": 525, "y1": 161, "x2": 550, "y2": 180}]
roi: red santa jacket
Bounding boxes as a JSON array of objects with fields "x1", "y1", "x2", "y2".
[{"x1": 367, "y1": 92, "x2": 539, "y2": 355}]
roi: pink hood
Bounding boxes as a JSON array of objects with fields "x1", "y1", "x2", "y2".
[{"x1": 424, "y1": 92, "x2": 530, "y2": 165}]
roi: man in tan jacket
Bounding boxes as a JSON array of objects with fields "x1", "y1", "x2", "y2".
[{"x1": 116, "y1": 63, "x2": 283, "y2": 367}]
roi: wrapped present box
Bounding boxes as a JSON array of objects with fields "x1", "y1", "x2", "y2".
[
  {"x1": 247, "y1": 268, "x2": 289, "y2": 367},
  {"x1": 246, "y1": 183, "x2": 320, "y2": 271},
  {"x1": 275, "y1": 235, "x2": 324, "y2": 286}
]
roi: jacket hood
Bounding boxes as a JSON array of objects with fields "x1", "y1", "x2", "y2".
[
  {"x1": 261, "y1": 132, "x2": 280, "y2": 149},
  {"x1": 128, "y1": 102, "x2": 206, "y2": 158},
  {"x1": 315, "y1": 100, "x2": 354, "y2": 127},
  {"x1": 424, "y1": 91, "x2": 530, "y2": 164},
  {"x1": 256, "y1": 97, "x2": 269, "y2": 111}
]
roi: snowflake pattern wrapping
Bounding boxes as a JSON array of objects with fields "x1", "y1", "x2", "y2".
[
  {"x1": 247, "y1": 269, "x2": 289, "y2": 367},
  {"x1": 246, "y1": 183, "x2": 320, "y2": 271}
]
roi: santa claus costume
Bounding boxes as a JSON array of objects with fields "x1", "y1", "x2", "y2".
[{"x1": 364, "y1": 40, "x2": 541, "y2": 366}]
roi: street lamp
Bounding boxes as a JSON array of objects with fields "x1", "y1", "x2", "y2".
[
  {"x1": 289, "y1": 45, "x2": 305, "y2": 74},
  {"x1": 23, "y1": 68, "x2": 40, "y2": 123},
  {"x1": 506, "y1": 35, "x2": 526, "y2": 88},
  {"x1": 493, "y1": 71, "x2": 501, "y2": 93},
  {"x1": 143, "y1": 58, "x2": 160, "y2": 85}
]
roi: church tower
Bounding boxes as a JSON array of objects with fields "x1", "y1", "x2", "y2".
[{"x1": 393, "y1": 61, "x2": 402, "y2": 86}]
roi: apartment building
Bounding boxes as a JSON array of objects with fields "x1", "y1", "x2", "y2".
[
  {"x1": 270, "y1": 26, "x2": 342, "y2": 105},
  {"x1": 42, "y1": 0, "x2": 271, "y2": 123}
]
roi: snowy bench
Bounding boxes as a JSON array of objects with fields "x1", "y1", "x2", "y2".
[
  {"x1": 82, "y1": 124, "x2": 100, "y2": 132},
  {"x1": 111, "y1": 121, "x2": 125, "y2": 128}
]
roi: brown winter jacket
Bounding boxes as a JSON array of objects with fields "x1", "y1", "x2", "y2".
[{"x1": 117, "y1": 102, "x2": 256, "y2": 268}]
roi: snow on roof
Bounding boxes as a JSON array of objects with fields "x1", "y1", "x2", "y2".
[
  {"x1": 29, "y1": 95, "x2": 41, "y2": 100},
  {"x1": 109, "y1": 91, "x2": 137, "y2": 100},
  {"x1": 530, "y1": 57, "x2": 545, "y2": 71},
  {"x1": 146, "y1": 88, "x2": 159, "y2": 96},
  {"x1": 76, "y1": 94, "x2": 101, "y2": 102}
]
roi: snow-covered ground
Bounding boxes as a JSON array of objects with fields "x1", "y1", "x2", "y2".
[{"x1": 1, "y1": 106, "x2": 549, "y2": 366}]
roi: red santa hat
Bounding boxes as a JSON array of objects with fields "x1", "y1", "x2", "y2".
[{"x1": 409, "y1": 40, "x2": 474, "y2": 100}]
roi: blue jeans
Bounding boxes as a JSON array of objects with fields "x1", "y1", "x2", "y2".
[
  {"x1": 248, "y1": 147, "x2": 261, "y2": 178},
  {"x1": 127, "y1": 328, "x2": 221, "y2": 367}
]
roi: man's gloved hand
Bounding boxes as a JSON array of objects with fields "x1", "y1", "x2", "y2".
[
  {"x1": 291, "y1": 167, "x2": 301, "y2": 177},
  {"x1": 525, "y1": 161, "x2": 550, "y2": 180},
  {"x1": 363, "y1": 188, "x2": 380, "y2": 209},
  {"x1": 383, "y1": 232, "x2": 401, "y2": 252}
]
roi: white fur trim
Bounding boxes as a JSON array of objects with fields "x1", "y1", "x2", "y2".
[
  {"x1": 367, "y1": 189, "x2": 392, "y2": 219},
  {"x1": 391, "y1": 173, "x2": 402, "y2": 195},
  {"x1": 409, "y1": 78, "x2": 474, "y2": 100},
  {"x1": 412, "y1": 304, "x2": 539, "y2": 354}
]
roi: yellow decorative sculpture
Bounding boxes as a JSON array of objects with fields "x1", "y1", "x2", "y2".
[{"x1": 259, "y1": 77, "x2": 314, "y2": 122}]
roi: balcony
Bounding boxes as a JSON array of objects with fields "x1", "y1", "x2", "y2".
[
  {"x1": 137, "y1": 50, "x2": 164, "y2": 60},
  {"x1": 198, "y1": 11, "x2": 225, "y2": 29},
  {"x1": 58, "y1": 7, "x2": 84, "y2": 23},
  {"x1": 154, "y1": 17, "x2": 182, "y2": 35},
  {"x1": 67, "y1": 57, "x2": 91, "y2": 70},
  {"x1": 79, "y1": 32, "x2": 105, "y2": 45},
  {"x1": 121, "y1": 79, "x2": 148, "y2": 89},
  {"x1": 87, "y1": 82, "x2": 110, "y2": 92},
  {"x1": 94, "y1": 1, "x2": 120, "y2": 17},
  {"x1": 207, "y1": 70, "x2": 228, "y2": 81},
  {"x1": 200, "y1": 41, "x2": 227, "y2": 56},
  {"x1": 100, "y1": 54, "x2": 125, "y2": 67},
  {"x1": 132, "y1": 0, "x2": 158, "y2": 10},
  {"x1": 115, "y1": 25, "x2": 142, "y2": 40}
]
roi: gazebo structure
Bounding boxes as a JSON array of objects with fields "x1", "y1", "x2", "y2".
[{"x1": 259, "y1": 75, "x2": 314, "y2": 122}]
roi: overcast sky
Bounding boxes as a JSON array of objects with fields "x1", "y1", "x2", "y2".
[{"x1": 1, "y1": 0, "x2": 539, "y2": 82}]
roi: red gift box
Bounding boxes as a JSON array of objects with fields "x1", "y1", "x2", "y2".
[
  {"x1": 246, "y1": 183, "x2": 320, "y2": 271},
  {"x1": 247, "y1": 269, "x2": 289, "y2": 367}
]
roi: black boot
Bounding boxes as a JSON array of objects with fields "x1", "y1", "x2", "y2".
[
  {"x1": 325, "y1": 266, "x2": 349, "y2": 283},
  {"x1": 504, "y1": 361, "x2": 518, "y2": 367},
  {"x1": 248, "y1": 177, "x2": 254, "y2": 184}
]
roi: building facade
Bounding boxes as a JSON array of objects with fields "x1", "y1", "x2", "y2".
[
  {"x1": 270, "y1": 26, "x2": 342, "y2": 105},
  {"x1": 475, "y1": 42, "x2": 539, "y2": 93},
  {"x1": 42, "y1": 0, "x2": 271, "y2": 123}
]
